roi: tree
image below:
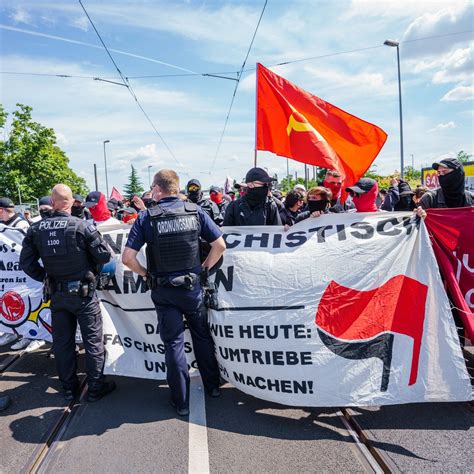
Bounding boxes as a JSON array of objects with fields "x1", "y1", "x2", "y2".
[
  {"x1": 456, "y1": 150, "x2": 472, "y2": 163},
  {"x1": 123, "y1": 164, "x2": 144, "y2": 199},
  {"x1": 403, "y1": 165, "x2": 421, "y2": 181},
  {"x1": 0, "y1": 103, "x2": 88, "y2": 203}
]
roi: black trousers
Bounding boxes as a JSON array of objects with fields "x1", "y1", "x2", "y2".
[
  {"x1": 51, "y1": 291, "x2": 105, "y2": 391},
  {"x1": 151, "y1": 284, "x2": 220, "y2": 409}
]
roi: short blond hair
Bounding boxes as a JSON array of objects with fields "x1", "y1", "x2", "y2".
[{"x1": 153, "y1": 169, "x2": 180, "y2": 195}]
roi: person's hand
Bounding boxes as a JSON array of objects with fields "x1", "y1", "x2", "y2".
[
  {"x1": 132, "y1": 195, "x2": 146, "y2": 211},
  {"x1": 283, "y1": 224, "x2": 290, "y2": 232},
  {"x1": 415, "y1": 206, "x2": 426, "y2": 219},
  {"x1": 390, "y1": 177, "x2": 399, "y2": 187},
  {"x1": 127, "y1": 218, "x2": 136, "y2": 225},
  {"x1": 310, "y1": 211, "x2": 322, "y2": 218}
]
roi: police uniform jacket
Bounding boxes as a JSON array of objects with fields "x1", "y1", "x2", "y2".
[{"x1": 19, "y1": 210, "x2": 111, "y2": 283}]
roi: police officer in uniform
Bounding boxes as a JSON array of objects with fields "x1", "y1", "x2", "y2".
[
  {"x1": 123, "y1": 170, "x2": 226, "y2": 416},
  {"x1": 19, "y1": 184, "x2": 116, "y2": 402}
]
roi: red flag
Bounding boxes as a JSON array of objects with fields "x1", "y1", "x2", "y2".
[
  {"x1": 316, "y1": 275, "x2": 428, "y2": 389},
  {"x1": 256, "y1": 63, "x2": 387, "y2": 190},
  {"x1": 110, "y1": 187, "x2": 124, "y2": 201},
  {"x1": 424, "y1": 207, "x2": 474, "y2": 341}
]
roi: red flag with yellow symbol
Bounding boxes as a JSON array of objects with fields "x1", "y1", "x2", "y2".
[{"x1": 256, "y1": 63, "x2": 387, "y2": 189}]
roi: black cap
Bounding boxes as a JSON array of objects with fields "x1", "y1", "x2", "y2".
[
  {"x1": 186, "y1": 179, "x2": 201, "y2": 191},
  {"x1": 398, "y1": 181, "x2": 414, "y2": 196},
  {"x1": 0, "y1": 197, "x2": 14, "y2": 209},
  {"x1": 39, "y1": 196, "x2": 52, "y2": 206},
  {"x1": 85, "y1": 191, "x2": 102, "y2": 208},
  {"x1": 345, "y1": 178, "x2": 376, "y2": 194},
  {"x1": 432, "y1": 158, "x2": 462, "y2": 170},
  {"x1": 245, "y1": 167, "x2": 276, "y2": 184},
  {"x1": 73, "y1": 194, "x2": 84, "y2": 204}
]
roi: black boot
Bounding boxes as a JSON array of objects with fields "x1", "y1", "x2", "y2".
[
  {"x1": 87, "y1": 381, "x2": 116, "y2": 403},
  {"x1": 0, "y1": 395, "x2": 11, "y2": 411}
]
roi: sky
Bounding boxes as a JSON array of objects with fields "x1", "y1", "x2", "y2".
[{"x1": 1, "y1": 0, "x2": 473, "y2": 194}]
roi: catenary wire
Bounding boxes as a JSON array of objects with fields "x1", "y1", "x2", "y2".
[
  {"x1": 208, "y1": 0, "x2": 268, "y2": 175},
  {"x1": 78, "y1": 0, "x2": 179, "y2": 164},
  {"x1": 3, "y1": 29, "x2": 472, "y2": 81}
]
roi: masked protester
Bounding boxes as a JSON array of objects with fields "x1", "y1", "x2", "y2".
[
  {"x1": 418, "y1": 158, "x2": 474, "y2": 211},
  {"x1": 380, "y1": 177, "x2": 400, "y2": 211},
  {"x1": 223, "y1": 167, "x2": 281, "y2": 226},
  {"x1": 186, "y1": 179, "x2": 223, "y2": 225},
  {"x1": 394, "y1": 181, "x2": 415, "y2": 211},
  {"x1": 295, "y1": 187, "x2": 332, "y2": 223},
  {"x1": 323, "y1": 170, "x2": 355, "y2": 212},
  {"x1": 346, "y1": 178, "x2": 380, "y2": 213},
  {"x1": 37, "y1": 196, "x2": 54, "y2": 220},
  {"x1": 209, "y1": 185, "x2": 228, "y2": 215},
  {"x1": 85, "y1": 191, "x2": 120, "y2": 226},
  {"x1": 280, "y1": 190, "x2": 305, "y2": 226},
  {"x1": 71, "y1": 195, "x2": 91, "y2": 220}
]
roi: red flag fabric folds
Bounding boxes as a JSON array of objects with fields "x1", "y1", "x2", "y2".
[
  {"x1": 424, "y1": 207, "x2": 474, "y2": 341},
  {"x1": 256, "y1": 63, "x2": 387, "y2": 189}
]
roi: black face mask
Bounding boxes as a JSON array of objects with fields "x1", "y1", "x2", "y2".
[
  {"x1": 187, "y1": 191, "x2": 202, "y2": 203},
  {"x1": 308, "y1": 200, "x2": 328, "y2": 213},
  {"x1": 245, "y1": 186, "x2": 269, "y2": 207},
  {"x1": 71, "y1": 206, "x2": 85, "y2": 218},
  {"x1": 143, "y1": 199, "x2": 155, "y2": 208},
  {"x1": 439, "y1": 168, "x2": 465, "y2": 207},
  {"x1": 39, "y1": 209, "x2": 53, "y2": 219}
]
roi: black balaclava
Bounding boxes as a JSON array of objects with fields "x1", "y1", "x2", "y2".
[
  {"x1": 308, "y1": 200, "x2": 329, "y2": 213},
  {"x1": 439, "y1": 167, "x2": 465, "y2": 208},
  {"x1": 245, "y1": 185, "x2": 269, "y2": 207},
  {"x1": 39, "y1": 209, "x2": 53, "y2": 219},
  {"x1": 187, "y1": 179, "x2": 203, "y2": 204},
  {"x1": 71, "y1": 205, "x2": 85, "y2": 218}
]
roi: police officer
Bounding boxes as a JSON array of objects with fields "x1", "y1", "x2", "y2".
[
  {"x1": 19, "y1": 184, "x2": 116, "y2": 402},
  {"x1": 122, "y1": 170, "x2": 226, "y2": 416}
]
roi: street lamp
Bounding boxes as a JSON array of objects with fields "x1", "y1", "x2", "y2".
[
  {"x1": 384, "y1": 39, "x2": 405, "y2": 179},
  {"x1": 103, "y1": 139, "x2": 110, "y2": 197},
  {"x1": 147, "y1": 165, "x2": 152, "y2": 188}
]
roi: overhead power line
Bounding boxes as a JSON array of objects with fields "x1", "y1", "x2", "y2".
[
  {"x1": 78, "y1": 0, "x2": 179, "y2": 164},
  {"x1": 209, "y1": 0, "x2": 268, "y2": 175}
]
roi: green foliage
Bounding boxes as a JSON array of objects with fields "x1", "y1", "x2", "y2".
[
  {"x1": 279, "y1": 166, "x2": 326, "y2": 193},
  {"x1": 123, "y1": 164, "x2": 145, "y2": 199},
  {"x1": 456, "y1": 150, "x2": 472, "y2": 163},
  {"x1": 0, "y1": 103, "x2": 88, "y2": 203}
]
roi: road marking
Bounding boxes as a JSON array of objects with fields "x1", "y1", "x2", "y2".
[{"x1": 188, "y1": 376, "x2": 210, "y2": 474}]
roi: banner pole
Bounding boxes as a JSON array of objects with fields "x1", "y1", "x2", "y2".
[{"x1": 254, "y1": 63, "x2": 259, "y2": 168}]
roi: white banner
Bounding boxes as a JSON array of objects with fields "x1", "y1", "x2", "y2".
[{"x1": 1, "y1": 215, "x2": 472, "y2": 406}]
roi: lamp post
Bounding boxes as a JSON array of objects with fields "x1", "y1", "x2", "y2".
[
  {"x1": 103, "y1": 139, "x2": 110, "y2": 197},
  {"x1": 147, "y1": 165, "x2": 152, "y2": 188},
  {"x1": 384, "y1": 39, "x2": 405, "y2": 179}
]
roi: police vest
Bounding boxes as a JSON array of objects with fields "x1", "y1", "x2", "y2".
[
  {"x1": 36, "y1": 215, "x2": 92, "y2": 280},
  {"x1": 148, "y1": 202, "x2": 201, "y2": 273}
]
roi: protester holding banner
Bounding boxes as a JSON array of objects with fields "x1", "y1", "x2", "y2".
[
  {"x1": 417, "y1": 158, "x2": 474, "y2": 215},
  {"x1": 322, "y1": 170, "x2": 355, "y2": 213},
  {"x1": 295, "y1": 186, "x2": 332, "y2": 223},
  {"x1": 122, "y1": 169, "x2": 226, "y2": 416},
  {"x1": 19, "y1": 184, "x2": 116, "y2": 402},
  {"x1": 380, "y1": 178, "x2": 400, "y2": 212},
  {"x1": 186, "y1": 179, "x2": 223, "y2": 226},
  {"x1": 346, "y1": 178, "x2": 381, "y2": 213},
  {"x1": 279, "y1": 190, "x2": 305, "y2": 226},
  {"x1": 223, "y1": 168, "x2": 282, "y2": 226}
]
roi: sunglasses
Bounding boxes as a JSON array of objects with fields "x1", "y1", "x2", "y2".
[{"x1": 188, "y1": 184, "x2": 201, "y2": 192}]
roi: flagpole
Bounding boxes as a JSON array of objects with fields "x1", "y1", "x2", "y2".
[{"x1": 254, "y1": 63, "x2": 259, "y2": 168}]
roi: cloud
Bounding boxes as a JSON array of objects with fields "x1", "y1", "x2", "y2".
[
  {"x1": 441, "y1": 85, "x2": 473, "y2": 101},
  {"x1": 55, "y1": 132, "x2": 69, "y2": 146},
  {"x1": 402, "y1": 3, "x2": 473, "y2": 58},
  {"x1": 9, "y1": 7, "x2": 33, "y2": 25},
  {"x1": 428, "y1": 121, "x2": 456, "y2": 133},
  {"x1": 70, "y1": 16, "x2": 89, "y2": 32}
]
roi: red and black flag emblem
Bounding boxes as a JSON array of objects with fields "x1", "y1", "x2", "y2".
[{"x1": 316, "y1": 275, "x2": 428, "y2": 392}]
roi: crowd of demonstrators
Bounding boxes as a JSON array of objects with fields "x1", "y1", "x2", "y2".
[
  {"x1": 0, "y1": 158, "x2": 473, "y2": 414},
  {"x1": 224, "y1": 168, "x2": 282, "y2": 226}
]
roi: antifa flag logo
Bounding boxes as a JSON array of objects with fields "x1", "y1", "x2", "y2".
[{"x1": 316, "y1": 275, "x2": 428, "y2": 392}]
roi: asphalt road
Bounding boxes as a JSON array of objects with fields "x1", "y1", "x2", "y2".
[{"x1": 0, "y1": 348, "x2": 472, "y2": 473}]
